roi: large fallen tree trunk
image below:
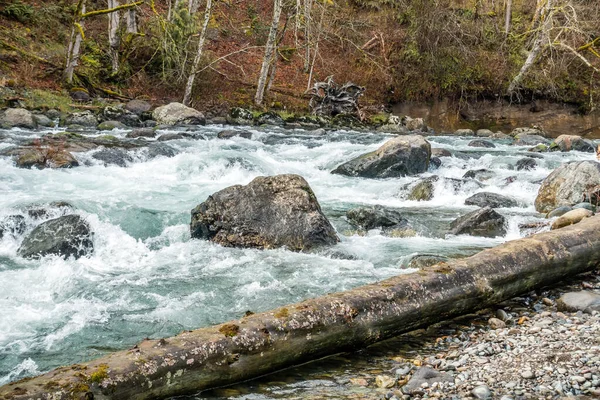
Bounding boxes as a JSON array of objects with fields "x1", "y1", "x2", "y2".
[{"x1": 3, "y1": 216, "x2": 600, "y2": 399}]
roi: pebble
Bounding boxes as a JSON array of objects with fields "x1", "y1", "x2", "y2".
[
  {"x1": 488, "y1": 317, "x2": 506, "y2": 329},
  {"x1": 521, "y1": 370, "x2": 535, "y2": 379},
  {"x1": 376, "y1": 375, "x2": 396, "y2": 388},
  {"x1": 472, "y1": 384, "x2": 492, "y2": 399}
]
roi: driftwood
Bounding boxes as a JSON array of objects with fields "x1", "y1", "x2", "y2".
[
  {"x1": 306, "y1": 76, "x2": 365, "y2": 118},
  {"x1": 2, "y1": 216, "x2": 600, "y2": 399}
]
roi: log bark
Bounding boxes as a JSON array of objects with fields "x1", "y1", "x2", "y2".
[{"x1": 2, "y1": 216, "x2": 600, "y2": 399}]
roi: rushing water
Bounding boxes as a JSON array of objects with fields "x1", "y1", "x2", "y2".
[{"x1": 0, "y1": 124, "x2": 596, "y2": 392}]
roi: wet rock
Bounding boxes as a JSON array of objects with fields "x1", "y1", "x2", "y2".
[
  {"x1": 0, "y1": 215, "x2": 26, "y2": 239},
  {"x1": 92, "y1": 148, "x2": 133, "y2": 167},
  {"x1": 15, "y1": 147, "x2": 79, "y2": 169},
  {"x1": 514, "y1": 134, "x2": 549, "y2": 146},
  {"x1": 32, "y1": 114, "x2": 54, "y2": 128},
  {"x1": 431, "y1": 148, "x2": 452, "y2": 157},
  {"x1": 153, "y1": 102, "x2": 205, "y2": 126},
  {"x1": 516, "y1": 157, "x2": 537, "y2": 171},
  {"x1": 449, "y1": 207, "x2": 507, "y2": 237},
  {"x1": 402, "y1": 367, "x2": 453, "y2": 394},
  {"x1": 454, "y1": 128, "x2": 474, "y2": 136},
  {"x1": 102, "y1": 104, "x2": 141, "y2": 127},
  {"x1": 406, "y1": 254, "x2": 449, "y2": 269},
  {"x1": 147, "y1": 143, "x2": 177, "y2": 159},
  {"x1": 97, "y1": 120, "x2": 126, "y2": 130},
  {"x1": 0, "y1": 108, "x2": 36, "y2": 129},
  {"x1": 125, "y1": 99, "x2": 152, "y2": 115},
  {"x1": 256, "y1": 111, "x2": 284, "y2": 126},
  {"x1": 217, "y1": 129, "x2": 252, "y2": 139},
  {"x1": 346, "y1": 206, "x2": 414, "y2": 236},
  {"x1": 463, "y1": 169, "x2": 494, "y2": 181},
  {"x1": 126, "y1": 128, "x2": 156, "y2": 139},
  {"x1": 510, "y1": 127, "x2": 546, "y2": 137},
  {"x1": 488, "y1": 318, "x2": 506, "y2": 329},
  {"x1": 25, "y1": 201, "x2": 74, "y2": 219},
  {"x1": 495, "y1": 309, "x2": 510, "y2": 321},
  {"x1": 377, "y1": 124, "x2": 408, "y2": 134},
  {"x1": 403, "y1": 116, "x2": 426, "y2": 132},
  {"x1": 430, "y1": 156, "x2": 442, "y2": 169},
  {"x1": 17, "y1": 214, "x2": 93, "y2": 259},
  {"x1": 547, "y1": 206, "x2": 573, "y2": 218},
  {"x1": 65, "y1": 111, "x2": 98, "y2": 127},
  {"x1": 407, "y1": 176, "x2": 437, "y2": 201},
  {"x1": 535, "y1": 161, "x2": 600, "y2": 213},
  {"x1": 190, "y1": 174, "x2": 339, "y2": 251},
  {"x1": 549, "y1": 134, "x2": 595, "y2": 153},
  {"x1": 528, "y1": 143, "x2": 549, "y2": 153},
  {"x1": 157, "y1": 133, "x2": 186, "y2": 141},
  {"x1": 332, "y1": 136, "x2": 431, "y2": 178},
  {"x1": 376, "y1": 375, "x2": 397, "y2": 389},
  {"x1": 556, "y1": 291, "x2": 600, "y2": 313},
  {"x1": 551, "y1": 208, "x2": 593, "y2": 230},
  {"x1": 468, "y1": 139, "x2": 496, "y2": 148},
  {"x1": 465, "y1": 192, "x2": 518, "y2": 208},
  {"x1": 227, "y1": 107, "x2": 254, "y2": 125},
  {"x1": 475, "y1": 129, "x2": 495, "y2": 137}
]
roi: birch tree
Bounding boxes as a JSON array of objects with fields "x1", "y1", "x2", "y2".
[
  {"x1": 183, "y1": 0, "x2": 213, "y2": 106},
  {"x1": 107, "y1": 0, "x2": 121, "y2": 73},
  {"x1": 126, "y1": 0, "x2": 138, "y2": 34},
  {"x1": 504, "y1": 0, "x2": 512, "y2": 35},
  {"x1": 64, "y1": 0, "x2": 86, "y2": 83},
  {"x1": 254, "y1": 0, "x2": 283, "y2": 106}
]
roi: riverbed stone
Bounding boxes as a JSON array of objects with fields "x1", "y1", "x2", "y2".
[
  {"x1": 547, "y1": 205, "x2": 573, "y2": 218},
  {"x1": 516, "y1": 157, "x2": 538, "y2": 171},
  {"x1": 217, "y1": 129, "x2": 252, "y2": 139},
  {"x1": 465, "y1": 192, "x2": 519, "y2": 208},
  {"x1": 472, "y1": 384, "x2": 493, "y2": 399},
  {"x1": 15, "y1": 147, "x2": 79, "y2": 169},
  {"x1": 18, "y1": 214, "x2": 93, "y2": 259},
  {"x1": 97, "y1": 120, "x2": 126, "y2": 131},
  {"x1": 147, "y1": 143, "x2": 177, "y2": 159},
  {"x1": 227, "y1": 107, "x2": 254, "y2": 125},
  {"x1": 402, "y1": 367, "x2": 453, "y2": 395},
  {"x1": 65, "y1": 111, "x2": 98, "y2": 127},
  {"x1": 0, "y1": 108, "x2": 36, "y2": 129},
  {"x1": 551, "y1": 208, "x2": 593, "y2": 230},
  {"x1": 346, "y1": 206, "x2": 414, "y2": 236},
  {"x1": 376, "y1": 375, "x2": 397, "y2": 389},
  {"x1": 32, "y1": 114, "x2": 54, "y2": 128},
  {"x1": 549, "y1": 134, "x2": 595, "y2": 153},
  {"x1": 126, "y1": 128, "x2": 156, "y2": 139},
  {"x1": 102, "y1": 104, "x2": 141, "y2": 127},
  {"x1": 190, "y1": 174, "x2": 339, "y2": 251},
  {"x1": 510, "y1": 127, "x2": 546, "y2": 137},
  {"x1": 125, "y1": 99, "x2": 152, "y2": 115},
  {"x1": 535, "y1": 161, "x2": 600, "y2": 213},
  {"x1": 572, "y1": 202, "x2": 595, "y2": 211},
  {"x1": 407, "y1": 176, "x2": 437, "y2": 201},
  {"x1": 468, "y1": 139, "x2": 495, "y2": 148},
  {"x1": 153, "y1": 102, "x2": 205, "y2": 126},
  {"x1": 514, "y1": 134, "x2": 550, "y2": 146},
  {"x1": 256, "y1": 111, "x2": 284, "y2": 126},
  {"x1": 463, "y1": 169, "x2": 494, "y2": 181},
  {"x1": 332, "y1": 136, "x2": 431, "y2": 178},
  {"x1": 92, "y1": 148, "x2": 133, "y2": 167},
  {"x1": 556, "y1": 291, "x2": 600, "y2": 313},
  {"x1": 449, "y1": 207, "x2": 507, "y2": 237},
  {"x1": 454, "y1": 128, "x2": 474, "y2": 136},
  {"x1": 431, "y1": 148, "x2": 452, "y2": 157},
  {"x1": 488, "y1": 317, "x2": 506, "y2": 330}
]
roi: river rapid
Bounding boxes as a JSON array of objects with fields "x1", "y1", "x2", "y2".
[{"x1": 0, "y1": 124, "x2": 596, "y2": 396}]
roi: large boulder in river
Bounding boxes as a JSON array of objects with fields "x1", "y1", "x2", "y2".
[
  {"x1": 465, "y1": 192, "x2": 518, "y2": 208},
  {"x1": 535, "y1": 161, "x2": 600, "y2": 213},
  {"x1": 153, "y1": 102, "x2": 205, "y2": 126},
  {"x1": 14, "y1": 147, "x2": 79, "y2": 169},
  {"x1": 190, "y1": 174, "x2": 339, "y2": 251},
  {"x1": 332, "y1": 136, "x2": 431, "y2": 178},
  {"x1": 0, "y1": 108, "x2": 36, "y2": 129},
  {"x1": 449, "y1": 207, "x2": 507, "y2": 237},
  {"x1": 18, "y1": 214, "x2": 94, "y2": 259},
  {"x1": 549, "y1": 135, "x2": 595, "y2": 153}
]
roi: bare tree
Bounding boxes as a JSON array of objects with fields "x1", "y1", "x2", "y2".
[
  {"x1": 183, "y1": 0, "x2": 214, "y2": 105},
  {"x1": 254, "y1": 0, "x2": 283, "y2": 106},
  {"x1": 65, "y1": 0, "x2": 86, "y2": 83},
  {"x1": 107, "y1": 0, "x2": 121, "y2": 74},
  {"x1": 126, "y1": 0, "x2": 138, "y2": 33},
  {"x1": 303, "y1": 0, "x2": 312, "y2": 72},
  {"x1": 504, "y1": 0, "x2": 512, "y2": 35}
]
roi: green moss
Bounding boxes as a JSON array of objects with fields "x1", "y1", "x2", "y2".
[
  {"x1": 219, "y1": 323, "x2": 240, "y2": 337},
  {"x1": 369, "y1": 113, "x2": 389, "y2": 125},
  {"x1": 22, "y1": 90, "x2": 74, "y2": 113},
  {"x1": 89, "y1": 364, "x2": 109, "y2": 384},
  {"x1": 274, "y1": 308, "x2": 289, "y2": 318}
]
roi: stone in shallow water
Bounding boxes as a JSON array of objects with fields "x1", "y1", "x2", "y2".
[
  {"x1": 465, "y1": 192, "x2": 518, "y2": 208},
  {"x1": 449, "y1": 207, "x2": 507, "y2": 238},
  {"x1": 402, "y1": 366, "x2": 453, "y2": 394},
  {"x1": 376, "y1": 375, "x2": 396, "y2": 388},
  {"x1": 556, "y1": 291, "x2": 600, "y2": 313},
  {"x1": 468, "y1": 139, "x2": 495, "y2": 148}
]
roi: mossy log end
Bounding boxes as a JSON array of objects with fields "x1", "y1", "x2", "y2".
[{"x1": 3, "y1": 216, "x2": 600, "y2": 399}]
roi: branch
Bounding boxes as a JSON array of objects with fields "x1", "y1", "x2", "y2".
[
  {"x1": 553, "y1": 42, "x2": 600, "y2": 73},
  {"x1": 0, "y1": 39, "x2": 60, "y2": 68},
  {"x1": 81, "y1": 1, "x2": 145, "y2": 18}
]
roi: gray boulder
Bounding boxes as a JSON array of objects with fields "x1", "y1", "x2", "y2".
[
  {"x1": 547, "y1": 206, "x2": 573, "y2": 218},
  {"x1": 92, "y1": 148, "x2": 133, "y2": 167},
  {"x1": 256, "y1": 111, "x2": 284, "y2": 126},
  {"x1": 406, "y1": 176, "x2": 438, "y2": 201},
  {"x1": 431, "y1": 148, "x2": 452, "y2": 157},
  {"x1": 510, "y1": 127, "x2": 546, "y2": 137},
  {"x1": 126, "y1": 128, "x2": 156, "y2": 139},
  {"x1": 468, "y1": 139, "x2": 495, "y2": 148},
  {"x1": 463, "y1": 169, "x2": 494, "y2": 181},
  {"x1": 18, "y1": 214, "x2": 93, "y2": 259},
  {"x1": 556, "y1": 291, "x2": 600, "y2": 313},
  {"x1": 125, "y1": 100, "x2": 152, "y2": 115},
  {"x1": 103, "y1": 104, "x2": 141, "y2": 127},
  {"x1": 465, "y1": 192, "x2": 519, "y2": 208},
  {"x1": 449, "y1": 207, "x2": 507, "y2": 237},
  {"x1": 402, "y1": 367, "x2": 454, "y2": 395},
  {"x1": 153, "y1": 102, "x2": 205, "y2": 126},
  {"x1": 190, "y1": 174, "x2": 339, "y2": 251},
  {"x1": 514, "y1": 134, "x2": 550, "y2": 146},
  {"x1": 454, "y1": 128, "x2": 474, "y2": 136},
  {"x1": 14, "y1": 147, "x2": 79, "y2": 169},
  {"x1": 217, "y1": 129, "x2": 252, "y2": 139},
  {"x1": 0, "y1": 108, "x2": 36, "y2": 129},
  {"x1": 147, "y1": 143, "x2": 177, "y2": 159},
  {"x1": 32, "y1": 114, "x2": 54, "y2": 127},
  {"x1": 549, "y1": 134, "x2": 595, "y2": 153},
  {"x1": 332, "y1": 136, "x2": 431, "y2": 178},
  {"x1": 227, "y1": 107, "x2": 254, "y2": 125},
  {"x1": 535, "y1": 161, "x2": 600, "y2": 213},
  {"x1": 65, "y1": 111, "x2": 98, "y2": 127},
  {"x1": 516, "y1": 157, "x2": 537, "y2": 171},
  {"x1": 97, "y1": 120, "x2": 126, "y2": 131},
  {"x1": 346, "y1": 206, "x2": 414, "y2": 236}
]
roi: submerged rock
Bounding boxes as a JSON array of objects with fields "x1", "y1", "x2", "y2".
[
  {"x1": 147, "y1": 143, "x2": 177, "y2": 159},
  {"x1": 25, "y1": 201, "x2": 74, "y2": 219},
  {"x1": 516, "y1": 157, "x2": 538, "y2": 171},
  {"x1": 217, "y1": 129, "x2": 252, "y2": 139},
  {"x1": 18, "y1": 214, "x2": 94, "y2": 259},
  {"x1": 92, "y1": 148, "x2": 133, "y2": 167},
  {"x1": 190, "y1": 174, "x2": 339, "y2": 251},
  {"x1": 406, "y1": 176, "x2": 438, "y2": 201},
  {"x1": 331, "y1": 135, "x2": 431, "y2": 178},
  {"x1": 126, "y1": 128, "x2": 156, "y2": 139},
  {"x1": 535, "y1": 161, "x2": 600, "y2": 213},
  {"x1": 153, "y1": 102, "x2": 205, "y2": 126},
  {"x1": 463, "y1": 169, "x2": 494, "y2": 181},
  {"x1": 468, "y1": 139, "x2": 495, "y2": 148},
  {"x1": 431, "y1": 148, "x2": 452, "y2": 157},
  {"x1": 551, "y1": 208, "x2": 593, "y2": 230},
  {"x1": 97, "y1": 120, "x2": 126, "y2": 130},
  {"x1": 449, "y1": 207, "x2": 507, "y2": 237},
  {"x1": 549, "y1": 134, "x2": 595, "y2": 153},
  {"x1": 346, "y1": 206, "x2": 415, "y2": 236},
  {"x1": 402, "y1": 367, "x2": 454, "y2": 395},
  {"x1": 465, "y1": 192, "x2": 518, "y2": 208}
]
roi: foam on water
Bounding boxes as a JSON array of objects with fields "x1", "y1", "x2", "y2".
[{"x1": 0, "y1": 127, "x2": 597, "y2": 385}]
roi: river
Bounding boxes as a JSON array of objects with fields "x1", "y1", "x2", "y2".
[{"x1": 0, "y1": 124, "x2": 596, "y2": 397}]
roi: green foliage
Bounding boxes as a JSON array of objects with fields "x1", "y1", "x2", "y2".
[
  {"x1": 1, "y1": 1, "x2": 34, "y2": 23},
  {"x1": 23, "y1": 90, "x2": 74, "y2": 113}
]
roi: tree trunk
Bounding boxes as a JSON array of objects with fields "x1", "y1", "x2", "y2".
[
  {"x1": 306, "y1": 0, "x2": 326, "y2": 90},
  {"x1": 303, "y1": 0, "x2": 312, "y2": 73},
  {"x1": 64, "y1": 0, "x2": 86, "y2": 84},
  {"x1": 182, "y1": 0, "x2": 213, "y2": 106},
  {"x1": 188, "y1": 0, "x2": 200, "y2": 14},
  {"x1": 504, "y1": 0, "x2": 512, "y2": 34},
  {"x1": 2, "y1": 215, "x2": 600, "y2": 400},
  {"x1": 254, "y1": 0, "x2": 283, "y2": 106},
  {"x1": 107, "y1": 0, "x2": 121, "y2": 74},
  {"x1": 126, "y1": 1, "x2": 138, "y2": 34}
]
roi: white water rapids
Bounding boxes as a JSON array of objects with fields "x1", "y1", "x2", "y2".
[{"x1": 0, "y1": 124, "x2": 595, "y2": 389}]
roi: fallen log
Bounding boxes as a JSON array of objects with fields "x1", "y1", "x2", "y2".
[{"x1": 3, "y1": 216, "x2": 600, "y2": 399}]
